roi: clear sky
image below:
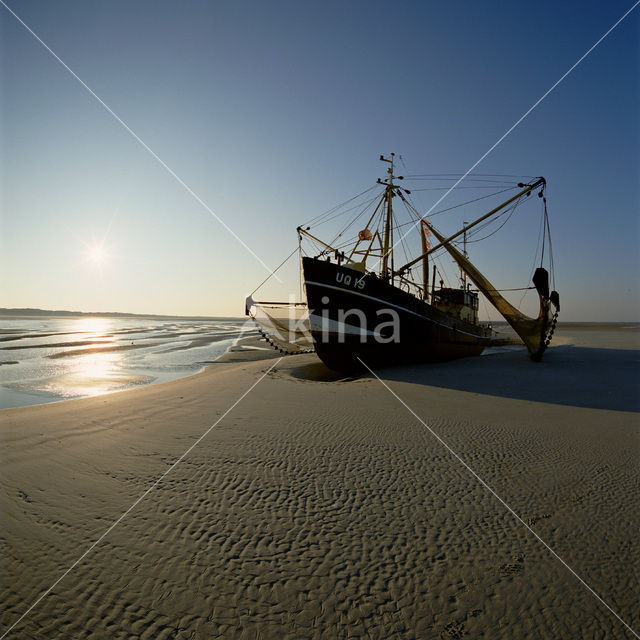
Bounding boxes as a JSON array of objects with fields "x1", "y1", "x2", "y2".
[{"x1": 1, "y1": 0, "x2": 638, "y2": 320}]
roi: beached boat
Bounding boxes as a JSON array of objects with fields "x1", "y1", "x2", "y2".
[{"x1": 247, "y1": 154, "x2": 559, "y2": 372}]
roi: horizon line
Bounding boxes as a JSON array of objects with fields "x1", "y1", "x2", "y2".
[
  {"x1": 0, "y1": 307, "x2": 245, "y2": 321},
  {"x1": 0, "y1": 308, "x2": 637, "y2": 325}
]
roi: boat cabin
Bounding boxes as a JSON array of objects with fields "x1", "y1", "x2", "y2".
[{"x1": 432, "y1": 288, "x2": 479, "y2": 325}]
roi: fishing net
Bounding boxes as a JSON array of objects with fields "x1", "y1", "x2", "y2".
[
  {"x1": 430, "y1": 226, "x2": 559, "y2": 360},
  {"x1": 245, "y1": 296, "x2": 315, "y2": 355}
]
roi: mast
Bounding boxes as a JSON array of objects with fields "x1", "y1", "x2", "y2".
[
  {"x1": 421, "y1": 220, "x2": 429, "y2": 299},
  {"x1": 380, "y1": 154, "x2": 395, "y2": 281}
]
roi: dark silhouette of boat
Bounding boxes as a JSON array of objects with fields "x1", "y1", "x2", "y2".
[{"x1": 248, "y1": 154, "x2": 559, "y2": 372}]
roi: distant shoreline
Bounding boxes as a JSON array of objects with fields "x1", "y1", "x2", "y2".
[{"x1": 0, "y1": 308, "x2": 244, "y2": 321}]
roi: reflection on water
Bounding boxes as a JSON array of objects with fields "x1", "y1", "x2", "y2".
[
  {"x1": 77, "y1": 349, "x2": 119, "y2": 380},
  {"x1": 73, "y1": 316, "x2": 113, "y2": 337},
  {"x1": 0, "y1": 316, "x2": 256, "y2": 408},
  {"x1": 37, "y1": 350, "x2": 154, "y2": 399}
]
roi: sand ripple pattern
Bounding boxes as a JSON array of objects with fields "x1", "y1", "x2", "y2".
[{"x1": 1, "y1": 356, "x2": 638, "y2": 639}]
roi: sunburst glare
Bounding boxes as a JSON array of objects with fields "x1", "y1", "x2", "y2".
[{"x1": 86, "y1": 244, "x2": 107, "y2": 265}]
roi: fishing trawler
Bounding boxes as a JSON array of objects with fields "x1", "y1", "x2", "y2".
[{"x1": 247, "y1": 154, "x2": 559, "y2": 372}]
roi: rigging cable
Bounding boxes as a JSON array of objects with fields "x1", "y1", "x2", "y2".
[
  {"x1": 519, "y1": 202, "x2": 547, "y2": 308},
  {"x1": 250, "y1": 245, "x2": 300, "y2": 296},
  {"x1": 540, "y1": 203, "x2": 547, "y2": 266},
  {"x1": 298, "y1": 232, "x2": 303, "y2": 299},
  {"x1": 516, "y1": 194, "x2": 551, "y2": 309},
  {"x1": 393, "y1": 187, "x2": 518, "y2": 229},
  {"x1": 543, "y1": 197, "x2": 556, "y2": 290},
  {"x1": 462, "y1": 199, "x2": 521, "y2": 245},
  {"x1": 328, "y1": 192, "x2": 381, "y2": 247},
  {"x1": 302, "y1": 184, "x2": 378, "y2": 227},
  {"x1": 480, "y1": 293, "x2": 494, "y2": 326},
  {"x1": 404, "y1": 173, "x2": 537, "y2": 179},
  {"x1": 408, "y1": 185, "x2": 514, "y2": 191},
  {"x1": 311, "y1": 192, "x2": 381, "y2": 229}
]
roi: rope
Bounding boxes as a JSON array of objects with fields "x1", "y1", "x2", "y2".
[
  {"x1": 328, "y1": 194, "x2": 380, "y2": 247},
  {"x1": 301, "y1": 185, "x2": 378, "y2": 227},
  {"x1": 404, "y1": 173, "x2": 537, "y2": 179},
  {"x1": 250, "y1": 245, "x2": 300, "y2": 296},
  {"x1": 311, "y1": 192, "x2": 381, "y2": 230},
  {"x1": 544, "y1": 199, "x2": 556, "y2": 291},
  {"x1": 519, "y1": 199, "x2": 547, "y2": 308},
  {"x1": 409, "y1": 185, "x2": 514, "y2": 191},
  {"x1": 393, "y1": 187, "x2": 517, "y2": 229},
  {"x1": 540, "y1": 198, "x2": 547, "y2": 266},
  {"x1": 463, "y1": 199, "x2": 520, "y2": 244}
]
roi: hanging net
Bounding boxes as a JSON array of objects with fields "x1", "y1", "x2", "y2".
[
  {"x1": 429, "y1": 226, "x2": 560, "y2": 361},
  {"x1": 245, "y1": 296, "x2": 314, "y2": 355}
]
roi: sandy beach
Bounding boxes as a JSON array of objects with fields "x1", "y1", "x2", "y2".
[{"x1": 1, "y1": 325, "x2": 638, "y2": 639}]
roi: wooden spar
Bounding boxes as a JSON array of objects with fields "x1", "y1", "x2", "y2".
[
  {"x1": 362, "y1": 229, "x2": 383, "y2": 262},
  {"x1": 297, "y1": 227, "x2": 336, "y2": 253},
  {"x1": 347, "y1": 194, "x2": 385, "y2": 261},
  {"x1": 431, "y1": 264, "x2": 437, "y2": 301},
  {"x1": 421, "y1": 220, "x2": 429, "y2": 300},
  {"x1": 396, "y1": 177, "x2": 545, "y2": 275},
  {"x1": 461, "y1": 222, "x2": 468, "y2": 288}
]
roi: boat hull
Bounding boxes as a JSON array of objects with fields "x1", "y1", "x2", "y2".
[{"x1": 302, "y1": 257, "x2": 492, "y2": 372}]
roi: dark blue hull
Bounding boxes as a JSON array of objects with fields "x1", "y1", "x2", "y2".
[{"x1": 302, "y1": 257, "x2": 492, "y2": 372}]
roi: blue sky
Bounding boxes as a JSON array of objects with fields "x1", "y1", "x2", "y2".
[{"x1": 1, "y1": 0, "x2": 638, "y2": 320}]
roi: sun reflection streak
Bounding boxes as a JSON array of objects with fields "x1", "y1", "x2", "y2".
[
  {"x1": 73, "y1": 316, "x2": 112, "y2": 336},
  {"x1": 77, "y1": 351, "x2": 118, "y2": 377},
  {"x1": 49, "y1": 318, "x2": 125, "y2": 396},
  {"x1": 40, "y1": 349, "x2": 152, "y2": 398}
]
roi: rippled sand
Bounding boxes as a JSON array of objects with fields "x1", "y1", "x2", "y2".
[{"x1": 1, "y1": 327, "x2": 638, "y2": 638}]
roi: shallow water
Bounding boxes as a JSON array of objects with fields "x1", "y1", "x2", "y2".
[{"x1": 0, "y1": 316, "x2": 257, "y2": 408}]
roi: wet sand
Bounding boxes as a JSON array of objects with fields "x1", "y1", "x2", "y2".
[
  {"x1": 0, "y1": 317, "x2": 256, "y2": 409},
  {"x1": 1, "y1": 325, "x2": 638, "y2": 638}
]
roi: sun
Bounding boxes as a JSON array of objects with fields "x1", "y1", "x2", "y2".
[
  {"x1": 79, "y1": 228, "x2": 115, "y2": 269},
  {"x1": 87, "y1": 245, "x2": 107, "y2": 265}
]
